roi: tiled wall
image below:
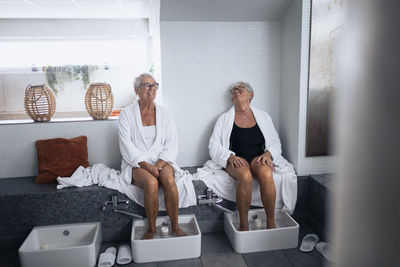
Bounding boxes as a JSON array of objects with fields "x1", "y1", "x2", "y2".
[
  {"x1": 0, "y1": 0, "x2": 336, "y2": 179},
  {"x1": 0, "y1": 120, "x2": 121, "y2": 178},
  {"x1": 161, "y1": 21, "x2": 281, "y2": 167}
]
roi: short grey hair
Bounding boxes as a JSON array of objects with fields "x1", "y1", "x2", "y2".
[
  {"x1": 229, "y1": 81, "x2": 254, "y2": 102},
  {"x1": 133, "y1": 73, "x2": 156, "y2": 89}
]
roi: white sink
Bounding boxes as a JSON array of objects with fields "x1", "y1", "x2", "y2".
[
  {"x1": 19, "y1": 222, "x2": 102, "y2": 267},
  {"x1": 224, "y1": 209, "x2": 299, "y2": 253},
  {"x1": 131, "y1": 214, "x2": 201, "y2": 263}
]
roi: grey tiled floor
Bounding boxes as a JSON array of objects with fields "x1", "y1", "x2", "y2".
[{"x1": 2, "y1": 225, "x2": 329, "y2": 267}]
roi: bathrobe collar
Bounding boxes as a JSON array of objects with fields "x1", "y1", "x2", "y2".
[
  {"x1": 226, "y1": 103, "x2": 263, "y2": 129},
  {"x1": 133, "y1": 100, "x2": 162, "y2": 150}
]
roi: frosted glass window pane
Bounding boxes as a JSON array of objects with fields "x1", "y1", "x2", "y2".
[{"x1": 0, "y1": 39, "x2": 148, "y2": 68}]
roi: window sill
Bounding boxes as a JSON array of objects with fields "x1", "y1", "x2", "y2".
[{"x1": 0, "y1": 112, "x2": 119, "y2": 125}]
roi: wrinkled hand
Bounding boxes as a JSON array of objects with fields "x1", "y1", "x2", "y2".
[
  {"x1": 227, "y1": 154, "x2": 247, "y2": 169},
  {"x1": 256, "y1": 152, "x2": 274, "y2": 170},
  {"x1": 139, "y1": 162, "x2": 162, "y2": 178},
  {"x1": 154, "y1": 160, "x2": 166, "y2": 172},
  {"x1": 149, "y1": 164, "x2": 162, "y2": 178}
]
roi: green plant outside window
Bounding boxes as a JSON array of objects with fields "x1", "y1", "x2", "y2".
[{"x1": 43, "y1": 65, "x2": 96, "y2": 95}]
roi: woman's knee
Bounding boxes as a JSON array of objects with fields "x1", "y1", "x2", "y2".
[
  {"x1": 252, "y1": 160, "x2": 273, "y2": 175},
  {"x1": 159, "y1": 164, "x2": 173, "y2": 175},
  {"x1": 145, "y1": 177, "x2": 159, "y2": 192},
  {"x1": 159, "y1": 166, "x2": 175, "y2": 186},
  {"x1": 160, "y1": 174, "x2": 176, "y2": 190},
  {"x1": 237, "y1": 170, "x2": 253, "y2": 185},
  {"x1": 256, "y1": 168, "x2": 274, "y2": 185},
  {"x1": 160, "y1": 164, "x2": 173, "y2": 177}
]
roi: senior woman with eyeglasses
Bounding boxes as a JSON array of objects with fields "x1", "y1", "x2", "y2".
[
  {"x1": 209, "y1": 81, "x2": 282, "y2": 230},
  {"x1": 118, "y1": 73, "x2": 186, "y2": 239}
]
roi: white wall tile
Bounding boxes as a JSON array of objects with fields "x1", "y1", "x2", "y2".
[
  {"x1": 0, "y1": 0, "x2": 336, "y2": 178},
  {"x1": 161, "y1": 21, "x2": 281, "y2": 167},
  {"x1": 0, "y1": 120, "x2": 121, "y2": 178}
]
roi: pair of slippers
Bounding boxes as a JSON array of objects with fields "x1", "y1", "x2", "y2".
[
  {"x1": 98, "y1": 245, "x2": 132, "y2": 267},
  {"x1": 300, "y1": 233, "x2": 333, "y2": 262}
]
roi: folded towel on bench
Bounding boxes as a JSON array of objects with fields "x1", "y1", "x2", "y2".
[{"x1": 57, "y1": 163, "x2": 197, "y2": 210}]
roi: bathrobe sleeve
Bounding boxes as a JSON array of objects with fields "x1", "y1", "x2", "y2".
[
  {"x1": 158, "y1": 109, "x2": 178, "y2": 163},
  {"x1": 118, "y1": 109, "x2": 148, "y2": 168},
  {"x1": 263, "y1": 112, "x2": 282, "y2": 161},
  {"x1": 209, "y1": 114, "x2": 235, "y2": 168}
]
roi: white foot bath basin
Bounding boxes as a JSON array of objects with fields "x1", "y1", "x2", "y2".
[
  {"x1": 19, "y1": 222, "x2": 102, "y2": 267},
  {"x1": 224, "y1": 209, "x2": 298, "y2": 253},
  {"x1": 131, "y1": 214, "x2": 201, "y2": 263}
]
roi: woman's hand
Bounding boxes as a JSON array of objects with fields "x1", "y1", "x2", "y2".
[
  {"x1": 227, "y1": 154, "x2": 247, "y2": 169},
  {"x1": 154, "y1": 160, "x2": 167, "y2": 168},
  {"x1": 139, "y1": 161, "x2": 162, "y2": 178},
  {"x1": 256, "y1": 151, "x2": 274, "y2": 170},
  {"x1": 154, "y1": 160, "x2": 167, "y2": 175}
]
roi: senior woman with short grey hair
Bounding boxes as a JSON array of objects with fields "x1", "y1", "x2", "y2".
[
  {"x1": 118, "y1": 73, "x2": 186, "y2": 239},
  {"x1": 208, "y1": 81, "x2": 282, "y2": 230}
]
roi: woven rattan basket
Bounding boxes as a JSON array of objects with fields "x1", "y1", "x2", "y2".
[
  {"x1": 24, "y1": 84, "x2": 56, "y2": 122},
  {"x1": 85, "y1": 82, "x2": 114, "y2": 120}
]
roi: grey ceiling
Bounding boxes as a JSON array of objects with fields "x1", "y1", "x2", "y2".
[
  {"x1": 160, "y1": 0, "x2": 294, "y2": 21},
  {"x1": 0, "y1": 0, "x2": 294, "y2": 21}
]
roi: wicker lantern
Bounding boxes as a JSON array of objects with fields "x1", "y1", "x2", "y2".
[
  {"x1": 85, "y1": 82, "x2": 114, "y2": 120},
  {"x1": 24, "y1": 84, "x2": 56, "y2": 122}
]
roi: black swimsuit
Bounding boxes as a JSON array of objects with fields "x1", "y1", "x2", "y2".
[{"x1": 229, "y1": 123, "x2": 265, "y2": 163}]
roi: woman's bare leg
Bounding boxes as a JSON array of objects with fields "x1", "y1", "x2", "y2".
[
  {"x1": 159, "y1": 164, "x2": 186, "y2": 236},
  {"x1": 131, "y1": 168, "x2": 159, "y2": 239},
  {"x1": 225, "y1": 158, "x2": 252, "y2": 231},
  {"x1": 250, "y1": 159, "x2": 276, "y2": 229}
]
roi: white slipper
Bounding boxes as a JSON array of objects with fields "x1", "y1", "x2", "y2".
[
  {"x1": 316, "y1": 242, "x2": 333, "y2": 262},
  {"x1": 300, "y1": 233, "x2": 319, "y2": 252},
  {"x1": 98, "y1": 247, "x2": 117, "y2": 267},
  {"x1": 116, "y1": 245, "x2": 132, "y2": 265}
]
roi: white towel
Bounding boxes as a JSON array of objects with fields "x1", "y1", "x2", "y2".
[
  {"x1": 193, "y1": 159, "x2": 298, "y2": 214},
  {"x1": 57, "y1": 163, "x2": 197, "y2": 210}
]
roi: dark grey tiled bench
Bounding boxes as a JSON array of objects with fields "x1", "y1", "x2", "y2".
[
  {"x1": 0, "y1": 167, "x2": 236, "y2": 250},
  {"x1": 0, "y1": 168, "x2": 313, "y2": 250},
  {"x1": 307, "y1": 174, "x2": 335, "y2": 240}
]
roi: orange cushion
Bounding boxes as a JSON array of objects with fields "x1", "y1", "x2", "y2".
[{"x1": 35, "y1": 136, "x2": 89, "y2": 184}]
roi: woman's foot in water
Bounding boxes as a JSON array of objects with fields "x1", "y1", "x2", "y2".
[
  {"x1": 267, "y1": 220, "x2": 276, "y2": 229},
  {"x1": 172, "y1": 227, "x2": 187, "y2": 237},
  {"x1": 239, "y1": 221, "x2": 249, "y2": 231},
  {"x1": 141, "y1": 230, "x2": 156, "y2": 239}
]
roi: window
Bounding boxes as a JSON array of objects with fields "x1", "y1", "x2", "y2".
[{"x1": 0, "y1": 0, "x2": 161, "y2": 121}]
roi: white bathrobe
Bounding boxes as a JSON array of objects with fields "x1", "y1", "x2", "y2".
[
  {"x1": 57, "y1": 101, "x2": 197, "y2": 211},
  {"x1": 194, "y1": 105, "x2": 298, "y2": 214},
  {"x1": 119, "y1": 100, "x2": 179, "y2": 172},
  {"x1": 117, "y1": 100, "x2": 197, "y2": 209}
]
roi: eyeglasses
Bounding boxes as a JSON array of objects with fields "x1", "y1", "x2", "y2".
[
  {"x1": 140, "y1": 83, "x2": 159, "y2": 90},
  {"x1": 230, "y1": 86, "x2": 246, "y2": 94}
]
